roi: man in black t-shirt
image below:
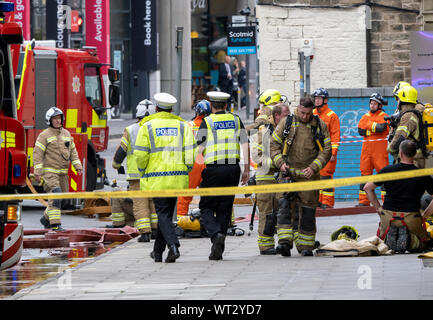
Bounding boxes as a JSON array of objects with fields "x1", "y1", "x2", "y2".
[{"x1": 364, "y1": 140, "x2": 433, "y2": 253}]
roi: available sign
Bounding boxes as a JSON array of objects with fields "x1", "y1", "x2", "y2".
[{"x1": 227, "y1": 26, "x2": 256, "y2": 55}]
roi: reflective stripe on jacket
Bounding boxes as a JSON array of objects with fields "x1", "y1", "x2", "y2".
[
  {"x1": 33, "y1": 127, "x2": 82, "y2": 176},
  {"x1": 202, "y1": 113, "x2": 241, "y2": 164}
]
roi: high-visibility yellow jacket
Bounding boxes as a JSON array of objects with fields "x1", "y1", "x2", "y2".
[
  {"x1": 134, "y1": 112, "x2": 197, "y2": 190},
  {"x1": 202, "y1": 113, "x2": 241, "y2": 164},
  {"x1": 33, "y1": 127, "x2": 82, "y2": 176},
  {"x1": 113, "y1": 123, "x2": 141, "y2": 180}
]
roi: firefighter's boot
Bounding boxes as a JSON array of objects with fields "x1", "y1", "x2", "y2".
[
  {"x1": 396, "y1": 226, "x2": 410, "y2": 254},
  {"x1": 260, "y1": 247, "x2": 277, "y2": 255},
  {"x1": 137, "y1": 233, "x2": 151, "y2": 243},
  {"x1": 50, "y1": 224, "x2": 65, "y2": 232},
  {"x1": 276, "y1": 243, "x2": 291, "y2": 257},
  {"x1": 385, "y1": 225, "x2": 398, "y2": 251},
  {"x1": 301, "y1": 249, "x2": 313, "y2": 256},
  {"x1": 40, "y1": 216, "x2": 50, "y2": 229}
]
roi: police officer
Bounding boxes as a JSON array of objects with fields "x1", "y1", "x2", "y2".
[
  {"x1": 270, "y1": 97, "x2": 331, "y2": 256},
  {"x1": 111, "y1": 99, "x2": 158, "y2": 242},
  {"x1": 196, "y1": 91, "x2": 250, "y2": 260},
  {"x1": 33, "y1": 107, "x2": 82, "y2": 231},
  {"x1": 250, "y1": 103, "x2": 290, "y2": 255},
  {"x1": 134, "y1": 93, "x2": 197, "y2": 263},
  {"x1": 388, "y1": 85, "x2": 426, "y2": 168}
]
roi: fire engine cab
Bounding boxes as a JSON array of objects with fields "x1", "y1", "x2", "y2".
[
  {"x1": 0, "y1": 1, "x2": 26, "y2": 271},
  {"x1": 15, "y1": 41, "x2": 119, "y2": 193}
]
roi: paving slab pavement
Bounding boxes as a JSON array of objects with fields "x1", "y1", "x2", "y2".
[{"x1": 8, "y1": 212, "x2": 433, "y2": 302}]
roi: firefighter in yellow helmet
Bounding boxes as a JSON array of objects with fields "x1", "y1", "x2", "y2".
[
  {"x1": 247, "y1": 89, "x2": 283, "y2": 132},
  {"x1": 110, "y1": 99, "x2": 158, "y2": 242},
  {"x1": 250, "y1": 103, "x2": 290, "y2": 255},
  {"x1": 34, "y1": 107, "x2": 83, "y2": 231},
  {"x1": 388, "y1": 84, "x2": 427, "y2": 168}
]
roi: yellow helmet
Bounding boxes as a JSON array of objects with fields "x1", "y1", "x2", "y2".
[
  {"x1": 396, "y1": 85, "x2": 418, "y2": 104},
  {"x1": 259, "y1": 89, "x2": 281, "y2": 106},
  {"x1": 177, "y1": 216, "x2": 201, "y2": 231},
  {"x1": 425, "y1": 220, "x2": 433, "y2": 239},
  {"x1": 393, "y1": 81, "x2": 410, "y2": 98},
  {"x1": 331, "y1": 226, "x2": 359, "y2": 241}
]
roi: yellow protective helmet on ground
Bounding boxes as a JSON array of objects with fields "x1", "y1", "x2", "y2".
[
  {"x1": 259, "y1": 89, "x2": 281, "y2": 106},
  {"x1": 177, "y1": 215, "x2": 201, "y2": 231},
  {"x1": 331, "y1": 226, "x2": 359, "y2": 241},
  {"x1": 396, "y1": 85, "x2": 418, "y2": 104},
  {"x1": 393, "y1": 81, "x2": 411, "y2": 97}
]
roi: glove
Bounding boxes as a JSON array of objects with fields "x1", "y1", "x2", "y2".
[
  {"x1": 117, "y1": 166, "x2": 125, "y2": 174},
  {"x1": 375, "y1": 122, "x2": 388, "y2": 133},
  {"x1": 358, "y1": 128, "x2": 367, "y2": 136}
]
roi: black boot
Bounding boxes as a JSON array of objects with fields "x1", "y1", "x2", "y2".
[
  {"x1": 260, "y1": 248, "x2": 277, "y2": 255},
  {"x1": 150, "y1": 251, "x2": 163, "y2": 262},
  {"x1": 396, "y1": 226, "x2": 410, "y2": 254},
  {"x1": 209, "y1": 233, "x2": 225, "y2": 260},
  {"x1": 137, "y1": 233, "x2": 151, "y2": 243},
  {"x1": 40, "y1": 216, "x2": 50, "y2": 229},
  {"x1": 301, "y1": 249, "x2": 313, "y2": 256},
  {"x1": 385, "y1": 225, "x2": 398, "y2": 252},
  {"x1": 165, "y1": 244, "x2": 180, "y2": 263},
  {"x1": 276, "y1": 243, "x2": 291, "y2": 257}
]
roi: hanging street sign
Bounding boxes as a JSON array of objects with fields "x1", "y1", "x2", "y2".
[{"x1": 227, "y1": 25, "x2": 256, "y2": 55}]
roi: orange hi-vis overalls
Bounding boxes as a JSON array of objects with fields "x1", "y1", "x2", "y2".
[
  {"x1": 176, "y1": 114, "x2": 206, "y2": 218},
  {"x1": 357, "y1": 109, "x2": 389, "y2": 205},
  {"x1": 313, "y1": 104, "x2": 340, "y2": 208}
]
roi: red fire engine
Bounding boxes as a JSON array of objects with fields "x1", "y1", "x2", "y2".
[
  {"x1": 15, "y1": 41, "x2": 119, "y2": 194},
  {"x1": 0, "y1": 2, "x2": 27, "y2": 271}
]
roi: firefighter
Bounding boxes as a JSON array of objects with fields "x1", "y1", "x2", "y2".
[
  {"x1": 110, "y1": 99, "x2": 158, "y2": 242},
  {"x1": 357, "y1": 93, "x2": 389, "y2": 206},
  {"x1": 388, "y1": 85, "x2": 426, "y2": 168},
  {"x1": 250, "y1": 103, "x2": 290, "y2": 255},
  {"x1": 312, "y1": 88, "x2": 340, "y2": 209},
  {"x1": 247, "y1": 89, "x2": 283, "y2": 132},
  {"x1": 176, "y1": 99, "x2": 211, "y2": 219},
  {"x1": 270, "y1": 97, "x2": 331, "y2": 256},
  {"x1": 34, "y1": 107, "x2": 82, "y2": 231},
  {"x1": 134, "y1": 93, "x2": 197, "y2": 263},
  {"x1": 196, "y1": 91, "x2": 250, "y2": 260},
  {"x1": 364, "y1": 140, "x2": 433, "y2": 253}
]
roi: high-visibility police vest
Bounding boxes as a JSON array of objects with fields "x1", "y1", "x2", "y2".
[
  {"x1": 125, "y1": 123, "x2": 140, "y2": 180},
  {"x1": 202, "y1": 113, "x2": 241, "y2": 164},
  {"x1": 134, "y1": 112, "x2": 196, "y2": 191}
]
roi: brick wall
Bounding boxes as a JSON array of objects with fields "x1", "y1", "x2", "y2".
[
  {"x1": 257, "y1": 0, "x2": 423, "y2": 90},
  {"x1": 256, "y1": 3, "x2": 368, "y2": 104}
]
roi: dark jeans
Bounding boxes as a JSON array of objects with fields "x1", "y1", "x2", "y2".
[
  {"x1": 199, "y1": 164, "x2": 241, "y2": 239},
  {"x1": 152, "y1": 197, "x2": 179, "y2": 254}
]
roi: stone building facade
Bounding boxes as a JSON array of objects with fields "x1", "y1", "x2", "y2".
[{"x1": 257, "y1": 0, "x2": 427, "y2": 103}]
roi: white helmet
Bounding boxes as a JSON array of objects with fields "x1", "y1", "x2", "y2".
[
  {"x1": 45, "y1": 107, "x2": 64, "y2": 126},
  {"x1": 136, "y1": 99, "x2": 155, "y2": 118}
]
